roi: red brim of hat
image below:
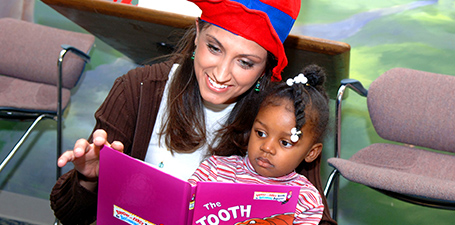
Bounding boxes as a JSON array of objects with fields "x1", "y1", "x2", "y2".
[{"x1": 191, "y1": 0, "x2": 287, "y2": 81}]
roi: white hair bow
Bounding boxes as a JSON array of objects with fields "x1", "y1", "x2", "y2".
[
  {"x1": 286, "y1": 73, "x2": 308, "y2": 86},
  {"x1": 290, "y1": 127, "x2": 302, "y2": 142}
]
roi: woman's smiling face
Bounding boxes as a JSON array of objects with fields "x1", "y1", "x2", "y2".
[{"x1": 194, "y1": 22, "x2": 268, "y2": 105}]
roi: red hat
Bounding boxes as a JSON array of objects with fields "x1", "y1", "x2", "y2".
[{"x1": 188, "y1": 0, "x2": 301, "y2": 81}]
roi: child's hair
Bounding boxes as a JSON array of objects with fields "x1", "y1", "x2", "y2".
[
  {"x1": 211, "y1": 64, "x2": 329, "y2": 157},
  {"x1": 261, "y1": 64, "x2": 330, "y2": 144}
]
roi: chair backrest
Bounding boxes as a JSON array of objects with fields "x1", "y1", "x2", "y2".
[
  {"x1": 0, "y1": 18, "x2": 95, "y2": 89},
  {"x1": 367, "y1": 68, "x2": 455, "y2": 154}
]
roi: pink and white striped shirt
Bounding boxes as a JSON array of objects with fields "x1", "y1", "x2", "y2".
[{"x1": 188, "y1": 155, "x2": 323, "y2": 225}]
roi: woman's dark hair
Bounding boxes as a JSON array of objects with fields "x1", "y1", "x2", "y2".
[
  {"x1": 160, "y1": 18, "x2": 277, "y2": 153},
  {"x1": 212, "y1": 64, "x2": 329, "y2": 156}
]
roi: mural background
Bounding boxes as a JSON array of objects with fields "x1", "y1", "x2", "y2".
[{"x1": 0, "y1": 0, "x2": 453, "y2": 224}]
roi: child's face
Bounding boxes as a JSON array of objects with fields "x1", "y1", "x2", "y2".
[{"x1": 247, "y1": 100, "x2": 322, "y2": 178}]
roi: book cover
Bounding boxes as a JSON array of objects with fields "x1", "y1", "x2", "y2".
[{"x1": 97, "y1": 145, "x2": 300, "y2": 225}]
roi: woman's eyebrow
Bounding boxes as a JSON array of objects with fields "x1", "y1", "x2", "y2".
[
  {"x1": 206, "y1": 34, "x2": 222, "y2": 47},
  {"x1": 206, "y1": 34, "x2": 264, "y2": 60}
]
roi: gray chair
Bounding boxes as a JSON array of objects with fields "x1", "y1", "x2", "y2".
[
  {"x1": 0, "y1": 18, "x2": 95, "y2": 179},
  {"x1": 324, "y1": 68, "x2": 455, "y2": 220}
]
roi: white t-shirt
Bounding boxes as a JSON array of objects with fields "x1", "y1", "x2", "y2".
[{"x1": 144, "y1": 64, "x2": 235, "y2": 180}]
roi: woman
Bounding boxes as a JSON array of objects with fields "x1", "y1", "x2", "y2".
[{"x1": 50, "y1": 0, "x2": 336, "y2": 224}]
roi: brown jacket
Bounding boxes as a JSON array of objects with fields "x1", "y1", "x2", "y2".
[{"x1": 50, "y1": 60, "x2": 336, "y2": 225}]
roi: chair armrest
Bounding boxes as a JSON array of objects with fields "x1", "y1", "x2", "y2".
[
  {"x1": 57, "y1": 44, "x2": 91, "y2": 99},
  {"x1": 56, "y1": 44, "x2": 92, "y2": 179},
  {"x1": 334, "y1": 79, "x2": 368, "y2": 158},
  {"x1": 57, "y1": 44, "x2": 91, "y2": 106},
  {"x1": 60, "y1": 44, "x2": 91, "y2": 63},
  {"x1": 324, "y1": 79, "x2": 368, "y2": 198},
  {"x1": 340, "y1": 78, "x2": 368, "y2": 97}
]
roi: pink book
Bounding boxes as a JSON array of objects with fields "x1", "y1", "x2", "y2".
[{"x1": 97, "y1": 145, "x2": 300, "y2": 225}]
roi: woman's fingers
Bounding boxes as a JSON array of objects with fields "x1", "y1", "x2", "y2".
[
  {"x1": 57, "y1": 150, "x2": 76, "y2": 168},
  {"x1": 73, "y1": 138, "x2": 90, "y2": 158},
  {"x1": 111, "y1": 141, "x2": 124, "y2": 153},
  {"x1": 56, "y1": 129, "x2": 125, "y2": 177},
  {"x1": 92, "y1": 129, "x2": 109, "y2": 147}
]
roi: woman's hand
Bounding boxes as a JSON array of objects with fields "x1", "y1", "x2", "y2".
[{"x1": 57, "y1": 129, "x2": 124, "y2": 191}]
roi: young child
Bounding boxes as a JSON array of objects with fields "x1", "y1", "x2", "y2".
[{"x1": 188, "y1": 65, "x2": 330, "y2": 224}]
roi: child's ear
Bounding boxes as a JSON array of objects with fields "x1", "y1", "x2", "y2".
[{"x1": 304, "y1": 143, "x2": 323, "y2": 163}]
